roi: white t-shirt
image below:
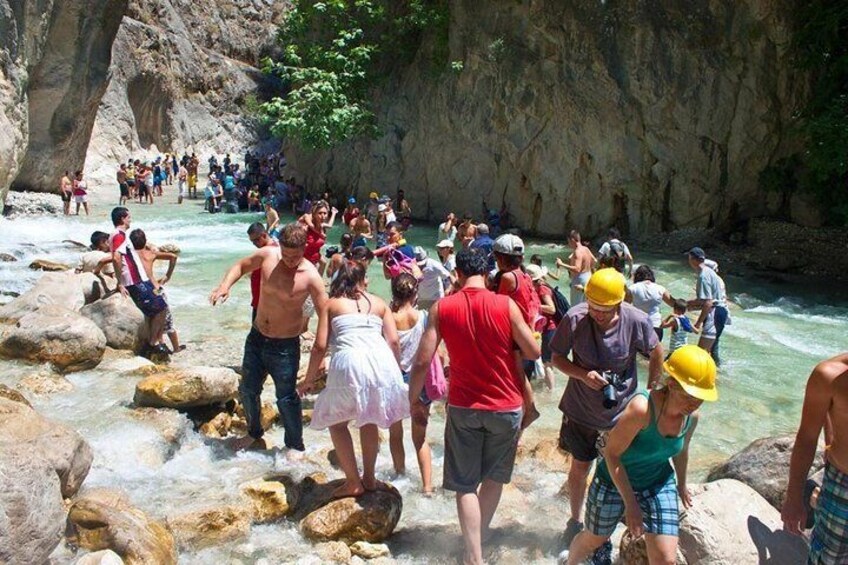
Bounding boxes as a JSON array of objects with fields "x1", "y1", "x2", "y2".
[
  {"x1": 628, "y1": 281, "x2": 666, "y2": 328},
  {"x1": 598, "y1": 239, "x2": 632, "y2": 258},
  {"x1": 418, "y1": 258, "x2": 451, "y2": 302},
  {"x1": 439, "y1": 223, "x2": 457, "y2": 242}
]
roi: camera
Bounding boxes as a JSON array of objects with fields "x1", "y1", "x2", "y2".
[{"x1": 601, "y1": 370, "x2": 622, "y2": 409}]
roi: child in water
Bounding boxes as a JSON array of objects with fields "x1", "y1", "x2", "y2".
[{"x1": 661, "y1": 299, "x2": 699, "y2": 355}]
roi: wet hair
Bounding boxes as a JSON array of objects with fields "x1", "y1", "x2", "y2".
[
  {"x1": 633, "y1": 264, "x2": 655, "y2": 283},
  {"x1": 673, "y1": 299, "x2": 687, "y2": 313},
  {"x1": 455, "y1": 248, "x2": 489, "y2": 277},
  {"x1": 340, "y1": 232, "x2": 353, "y2": 251},
  {"x1": 530, "y1": 254, "x2": 543, "y2": 266},
  {"x1": 391, "y1": 273, "x2": 418, "y2": 309},
  {"x1": 129, "y1": 228, "x2": 147, "y2": 250},
  {"x1": 568, "y1": 230, "x2": 581, "y2": 243},
  {"x1": 280, "y1": 223, "x2": 306, "y2": 249},
  {"x1": 348, "y1": 246, "x2": 374, "y2": 263},
  {"x1": 608, "y1": 227, "x2": 621, "y2": 239},
  {"x1": 111, "y1": 206, "x2": 129, "y2": 227},
  {"x1": 90, "y1": 231, "x2": 109, "y2": 249},
  {"x1": 330, "y1": 260, "x2": 367, "y2": 299},
  {"x1": 247, "y1": 222, "x2": 266, "y2": 236}
]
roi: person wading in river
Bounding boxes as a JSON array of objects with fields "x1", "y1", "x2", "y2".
[
  {"x1": 408, "y1": 247, "x2": 540, "y2": 565},
  {"x1": 210, "y1": 223, "x2": 327, "y2": 452},
  {"x1": 556, "y1": 230, "x2": 595, "y2": 306},
  {"x1": 550, "y1": 268, "x2": 663, "y2": 561},
  {"x1": 783, "y1": 353, "x2": 848, "y2": 565}
]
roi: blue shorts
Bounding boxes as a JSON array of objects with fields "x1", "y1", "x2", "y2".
[
  {"x1": 127, "y1": 280, "x2": 167, "y2": 318},
  {"x1": 809, "y1": 463, "x2": 848, "y2": 564},
  {"x1": 585, "y1": 473, "x2": 680, "y2": 537}
]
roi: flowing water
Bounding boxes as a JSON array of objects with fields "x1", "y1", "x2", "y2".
[{"x1": 1, "y1": 197, "x2": 844, "y2": 563}]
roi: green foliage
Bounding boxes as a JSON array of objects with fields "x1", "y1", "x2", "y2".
[
  {"x1": 261, "y1": 0, "x2": 449, "y2": 150},
  {"x1": 790, "y1": 1, "x2": 848, "y2": 224}
]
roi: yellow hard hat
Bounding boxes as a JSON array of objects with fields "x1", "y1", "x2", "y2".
[
  {"x1": 585, "y1": 268, "x2": 626, "y2": 306},
  {"x1": 663, "y1": 345, "x2": 718, "y2": 402}
]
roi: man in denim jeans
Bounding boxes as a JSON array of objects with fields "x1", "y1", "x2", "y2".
[{"x1": 210, "y1": 223, "x2": 327, "y2": 451}]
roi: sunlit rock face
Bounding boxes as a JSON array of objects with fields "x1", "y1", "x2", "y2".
[
  {"x1": 83, "y1": 0, "x2": 287, "y2": 187},
  {"x1": 285, "y1": 0, "x2": 814, "y2": 236},
  {"x1": 1, "y1": 0, "x2": 127, "y2": 199}
]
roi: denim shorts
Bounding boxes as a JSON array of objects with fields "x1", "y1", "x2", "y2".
[{"x1": 443, "y1": 406, "x2": 522, "y2": 493}]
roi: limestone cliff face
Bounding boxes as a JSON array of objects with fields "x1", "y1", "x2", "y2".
[
  {"x1": 0, "y1": 0, "x2": 126, "y2": 201},
  {"x1": 83, "y1": 0, "x2": 287, "y2": 187},
  {"x1": 285, "y1": 0, "x2": 813, "y2": 236}
]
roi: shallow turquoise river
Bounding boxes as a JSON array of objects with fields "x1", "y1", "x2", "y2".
[{"x1": 1, "y1": 196, "x2": 843, "y2": 562}]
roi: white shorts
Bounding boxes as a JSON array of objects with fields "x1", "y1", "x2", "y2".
[
  {"x1": 74, "y1": 194, "x2": 87, "y2": 203},
  {"x1": 178, "y1": 180, "x2": 187, "y2": 196},
  {"x1": 701, "y1": 309, "x2": 716, "y2": 339}
]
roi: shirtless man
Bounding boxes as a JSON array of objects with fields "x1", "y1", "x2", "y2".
[
  {"x1": 265, "y1": 199, "x2": 280, "y2": 239},
  {"x1": 556, "y1": 230, "x2": 595, "y2": 305},
  {"x1": 457, "y1": 214, "x2": 478, "y2": 248},
  {"x1": 210, "y1": 223, "x2": 327, "y2": 451},
  {"x1": 349, "y1": 214, "x2": 372, "y2": 248},
  {"x1": 783, "y1": 353, "x2": 848, "y2": 565},
  {"x1": 60, "y1": 171, "x2": 73, "y2": 215}
]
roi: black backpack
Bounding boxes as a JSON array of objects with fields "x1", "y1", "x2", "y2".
[{"x1": 551, "y1": 285, "x2": 571, "y2": 324}]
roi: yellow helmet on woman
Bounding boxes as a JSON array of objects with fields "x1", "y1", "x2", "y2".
[
  {"x1": 585, "y1": 268, "x2": 626, "y2": 306},
  {"x1": 663, "y1": 345, "x2": 718, "y2": 401}
]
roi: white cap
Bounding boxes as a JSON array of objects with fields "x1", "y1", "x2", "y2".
[
  {"x1": 493, "y1": 233, "x2": 524, "y2": 256},
  {"x1": 378, "y1": 204, "x2": 387, "y2": 212},
  {"x1": 526, "y1": 264, "x2": 544, "y2": 281},
  {"x1": 436, "y1": 239, "x2": 454, "y2": 249}
]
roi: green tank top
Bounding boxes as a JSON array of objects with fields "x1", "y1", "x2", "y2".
[{"x1": 597, "y1": 390, "x2": 691, "y2": 491}]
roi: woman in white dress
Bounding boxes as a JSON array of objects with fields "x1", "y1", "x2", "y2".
[{"x1": 300, "y1": 260, "x2": 409, "y2": 498}]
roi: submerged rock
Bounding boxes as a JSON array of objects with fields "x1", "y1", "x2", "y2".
[
  {"x1": 0, "y1": 305, "x2": 107, "y2": 373},
  {"x1": 707, "y1": 434, "x2": 826, "y2": 510},
  {"x1": 0, "y1": 252, "x2": 17, "y2": 262},
  {"x1": 0, "y1": 443, "x2": 66, "y2": 565},
  {"x1": 29, "y1": 258, "x2": 71, "y2": 272},
  {"x1": 300, "y1": 481, "x2": 403, "y2": 544},
  {"x1": 166, "y1": 505, "x2": 251, "y2": 550},
  {"x1": 678, "y1": 479, "x2": 808, "y2": 564},
  {"x1": 18, "y1": 371, "x2": 75, "y2": 396},
  {"x1": 66, "y1": 488, "x2": 177, "y2": 565},
  {"x1": 81, "y1": 294, "x2": 145, "y2": 351},
  {"x1": 0, "y1": 396, "x2": 93, "y2": 497},
  {"x1": 240, "y1": 476, "x2": 294, "y2": 523},
  {"x1": 0, "y1": 383, "x2": 32, "y2": 406},
  {"x1": 133, "y1": 366, "x2": 239, "y2": 409}
]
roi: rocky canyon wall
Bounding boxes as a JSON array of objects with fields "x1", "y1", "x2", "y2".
[
  {"x1": 0, "y1": 0, "x2": 126, "y2": 201},
  {"x1": 83, "y1": 0, "x2": 287, "y2": 188},
  {"x1": 284, "y1": 0, "x2": 814, "y2": 237}
]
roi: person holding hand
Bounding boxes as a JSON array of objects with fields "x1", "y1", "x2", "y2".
[{"x1": 563, "y1": 345, "x2": 717, "y2": 565}]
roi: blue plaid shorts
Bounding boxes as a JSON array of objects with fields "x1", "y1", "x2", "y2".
[
  {"x1": 586, "y1": 472, "x2": 680, "y2": 537},
  {"x1": 809, "y1": 463, "x2": 848, "y2": 565}
]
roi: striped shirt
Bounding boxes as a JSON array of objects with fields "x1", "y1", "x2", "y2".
[{"x1": 110, "y1": 229, "x2": 148, "y2": 287}]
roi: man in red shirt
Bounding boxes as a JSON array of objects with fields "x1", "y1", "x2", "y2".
[
  {"x1": 246, "y1": 222, "x2": 279, "y2": 321},
  {"x1": 409, "y1": 248, "x2": 540, "y2": 565}
]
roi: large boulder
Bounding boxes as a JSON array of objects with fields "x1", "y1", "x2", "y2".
[
  {"x1": 81, "y1": 294, "x2": 145, "y2": 350},
  {"x1": 678, "y1": 479, "x2": 808, "y2": 564},
  {"x1": 0, "y1": 305, "x2": 107, "y2": 373},
  {"x1": 0, "y1": 272, "x2": 88, "y2": 322},
  {"x1": 0, "y1": 443, "x2": 66, "y2": 565},
  {"x1": 300, "y1": 481, "x2": 403, "y2": 544},
  {"x1": 133, "y1": 366, "x2": 239, "y2": 409},
  {"x1": 66, "y1": 489, "x2": 177, "y2": 565},
  {"x1": 0, "y1": 397, "x2": 93, "y2": 497},
  {"x1": 166, "y1": 506, "x2": 251, "y2": 550},
  {"x1": 707, "y1": 434, "x2": 826, "y2": 510}
]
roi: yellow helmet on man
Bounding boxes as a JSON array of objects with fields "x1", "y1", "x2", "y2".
[
  {"x1": 585, "y1": 268, "x2": 626, "y2": 306},
  {"x1": 663, "y1": 345, "x2": 718, "y2": 402}
]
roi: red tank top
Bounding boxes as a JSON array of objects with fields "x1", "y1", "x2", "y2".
[
  {"x1": 497, "y1": 269, "x2": 540, "y2": 327},
  {"x1": 304, "y1": 226, "x2": 326, "y2": 264},
  {"x1": 250, "y1": 269, "x2": 261, "y2": 309},
  {"x1": 438, "y1": 287, "x2": 522, "y2": 411}
]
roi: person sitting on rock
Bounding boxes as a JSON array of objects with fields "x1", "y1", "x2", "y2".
[
  {"x1": 79, "y1": 231, "x2": 116, "y2": 292},
  {"x1": 561, "y1": 345, "x2": 717, "y2": 565}
]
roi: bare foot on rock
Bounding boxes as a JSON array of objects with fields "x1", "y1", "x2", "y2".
[{"x1": 332, "y1": 480, "x2": 365, "y2": 499}]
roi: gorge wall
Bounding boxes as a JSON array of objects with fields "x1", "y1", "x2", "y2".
[
  {"x1": 284, "y1": 0, "x2": 815, "y2": 237},
  {"x1": 0, "y1": 0, "x2": 127, "y2": 202}
]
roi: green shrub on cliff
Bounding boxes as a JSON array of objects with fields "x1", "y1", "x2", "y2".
[{"x1": 261, "y1": 0, "x2": 448, "y2": 150}]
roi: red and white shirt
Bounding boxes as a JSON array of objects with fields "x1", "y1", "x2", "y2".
[{"x1": 110, "y1": 228, "x2": 149, "y2": 287}]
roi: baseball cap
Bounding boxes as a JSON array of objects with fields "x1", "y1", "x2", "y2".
[
  {"x1": 378, "y1": 204, "x2": 387, "y2": 212},
  {"x1": 493, "y1": 234, "x2": 525, "y2": 256},
  {"x1": 369, "y1": 191, "x2": 378, "y2": 199},
  {"x1": 685, "y1": 247, "x2": 706, "y2": 261},
  {"x1": 436, "y1": 239, "x2": 454, "y2": 249},
  {"x1": 348, "y1": 197, "x2": 356, "y2": 204},
  {"x1": 477, "y1": 223, "x2": 489, "y2": 234},
  {"x1": 526, "y1": 264, "x2": 545, "y2": 281}
]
